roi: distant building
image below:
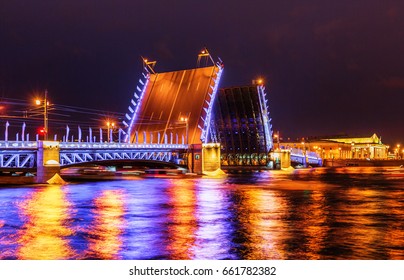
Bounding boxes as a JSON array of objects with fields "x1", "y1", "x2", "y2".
[{"x1": 279, "y1": 133, "x2": 388, "y2": 160}]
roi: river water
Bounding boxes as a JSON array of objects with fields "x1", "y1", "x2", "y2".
[{"x1": 0, "y1": 166, "x2": 403, "y2": 260}]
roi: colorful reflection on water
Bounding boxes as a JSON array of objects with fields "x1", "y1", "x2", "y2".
[{"x1": 1, "y1": 166, "x2": 404, "y2": 260}]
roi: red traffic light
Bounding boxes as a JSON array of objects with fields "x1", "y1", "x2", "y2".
[{"x1": 38, "y1": 127, "x2": 46, "y2": 135}]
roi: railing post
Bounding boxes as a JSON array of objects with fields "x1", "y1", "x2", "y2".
[{"x1": 5, "y1": 121, "x2": 9, "y2": 142}]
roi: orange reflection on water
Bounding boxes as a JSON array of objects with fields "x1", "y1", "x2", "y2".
[
  {"x1": 385, "y1": 190, "x2": 404, "y2": 259},
  {"x1": 232, "y1": 187, "x2": 287, "y2": 259},
  {"x1": 85, "y1": 190, "x2": 126, "y2": 259},
  {"x1": 340, "y1": 187, "x2": 404, "y2": 259},
  {"x1": 166, "y1": 180, "x2": 197, "y2": 259},
  {"x1": 296, "y1": 190, "x2": 328, "y2": 259},
  {"x1": 16, "y1": 186, "x2": 74, "y2": 260}
]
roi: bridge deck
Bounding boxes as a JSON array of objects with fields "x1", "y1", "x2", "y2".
[{"x1": 129, "y1": 66, "x2": 220, "y2": 145}]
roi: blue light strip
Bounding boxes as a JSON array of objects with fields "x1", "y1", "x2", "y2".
[
  {"x1": 124, "y1": 72, "x2": 150, "y2": 143},
  {"x1": 257, "y1": 85, "x2": 273, "y2": 151},
  {"x1": 201, "y1": 63, "x2": 223, "y2": 143}
]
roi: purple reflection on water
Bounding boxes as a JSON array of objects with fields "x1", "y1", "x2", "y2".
[{"x1": 0, "y1": 167, "x2": 404, "y2": 260}]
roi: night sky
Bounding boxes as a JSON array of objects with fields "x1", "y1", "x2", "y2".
[{"x1": 1, "y1": 0, "x2": 404, "y2": 145}]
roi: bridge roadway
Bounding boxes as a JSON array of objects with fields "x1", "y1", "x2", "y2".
[
  {"x1": 124, "y1": 65, "x2": 223, "y2": 145},
  {"x1": 0, "y1": 141, "x2": 322, "y2": 172},
  {"x1": 0, "y1": 141, "x2": 188, "y2": 171}
]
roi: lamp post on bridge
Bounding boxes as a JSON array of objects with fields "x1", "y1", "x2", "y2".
[
  {"x1": 273, "y1": 130, "x2": 280, "y2": 150},
  {"x1": 180, "y1": 117, "x2": 188, "y2": 145},
  {"x1": 35, "y1": 90, "x2": 49, "y2": 140},
  {"x1": 107, "y1": 121, "x2": 115, "y2": 142}
]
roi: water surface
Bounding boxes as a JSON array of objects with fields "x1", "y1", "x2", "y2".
[{"x1": 1, "y1": 166, "x2": 403, "y2": 260}]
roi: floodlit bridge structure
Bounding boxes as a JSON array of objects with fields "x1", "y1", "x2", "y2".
[{"x1": 0, "y1": 51, "x2": 322, "y2": 183}]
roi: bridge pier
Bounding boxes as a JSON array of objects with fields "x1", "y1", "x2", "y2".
[
  {"x1": 36, "y1": 141, "x2": 61, "y2": 183},
  {"x1": 188, "y1": 143, "x2": 221, "y2": 174},
  {"x1": 272, "y1": 149, "x2": 291, "y2": 169}
]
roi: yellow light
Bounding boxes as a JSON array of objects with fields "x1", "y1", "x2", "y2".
[
  {"x1": 112, "y1": 123, "x2": 115, "y2": 127},
  {"x1": 257, "y1": 79, "x2": 263, "y2": 84},
  {"x1": 35, "y1": 99, "x2": 41, "y2": 105}
]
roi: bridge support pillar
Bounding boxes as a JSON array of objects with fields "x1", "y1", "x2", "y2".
[
  {"x1": 280, "y1": 150, "x2": 291, "y2": 168},
  {"x1": 36, "y1": 141, "x2": 61, "y2": 183},
  {"x1": 202, "y1": 143, "x2": 221, "y2": 174},
  {"x1": 272, "y1": 149, "x2": 291, "y2": 169},
  {"x1": 188, "y1": 143, "x2": 222, "y2": 174}
]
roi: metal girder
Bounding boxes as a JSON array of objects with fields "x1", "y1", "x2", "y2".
[
  {"x1": 0, "y1": 151, "x2": 36, "y2": 168},
  {"x1": 59, "y1": 149, "x2": 174, "y2": 166}
]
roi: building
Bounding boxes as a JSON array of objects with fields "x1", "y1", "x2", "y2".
[{"x1": 279, "y1": 133, "x2": 388, "y2": 160}]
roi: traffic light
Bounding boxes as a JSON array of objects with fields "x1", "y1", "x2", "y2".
[{"x1": 38, "y1": 127, "x2": 46, "y2": 135}]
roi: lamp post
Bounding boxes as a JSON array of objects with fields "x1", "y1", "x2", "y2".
[
  {"x1": 301, "y1": 141, "x2": 307, "y2": 167},
  {"x1": 107, "y1": 121, "x2": 115, "y2": 142},
  {"x1": 35, "y1": 90, "x2": 49, "y2": 140},
  {"x1": 397, "y1": 144, "x2": 401, "y2": 159},
  {"x1": 273, "y1": 130, "x2": 280, "y2": 150},
  {"x1": 180, "y1": 117, "x2": 188, "y2": 145}
]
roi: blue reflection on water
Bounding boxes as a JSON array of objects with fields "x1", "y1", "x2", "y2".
[{"x1": 1, "y1": 167, "x2": 404, "y2": 260}]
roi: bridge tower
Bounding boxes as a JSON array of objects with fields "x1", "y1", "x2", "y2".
[{"x1": 122, "y1": 50, "x2": 224, "y2": 174}]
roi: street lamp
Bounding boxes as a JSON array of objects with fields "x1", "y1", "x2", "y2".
[
  {"x1": 35, "y1": 89, "x2": 49, "y2": 140},
  {"x1": 107, "y1": 121, "x2": 115, "y2": 142},
  {"x1": 180, "y1": 117, "x2": 188, "y2": 144},
  {"x1": 273, "y1": 130, "x2": 280, "y2": 150}
]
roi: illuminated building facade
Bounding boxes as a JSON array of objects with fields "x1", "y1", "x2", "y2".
[{"x1": 280, "y1": 133, "x2": 388, "y2": 160}]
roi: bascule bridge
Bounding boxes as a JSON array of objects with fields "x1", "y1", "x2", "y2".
[
  {"x1": 0, "y1": 50, "x2": 323, "y2": 183},
  {"x1": 121, "y1": 51, "x2": 224, "y2": 174}
]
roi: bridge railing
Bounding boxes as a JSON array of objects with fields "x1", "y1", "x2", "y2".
[
  {"x1": 0, "y1": 141, "x2": 188, "y2": 150},
  {"x1": 290, "y1": 148, "x2": 322, "y2": 165},
  {"x1": 59, "y1": 142, "x2": 189, "y2": 150},
  {"x1": 0, "y1": 141, "x2": 38, "y2": 149}
]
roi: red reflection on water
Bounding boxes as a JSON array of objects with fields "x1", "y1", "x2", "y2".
[
  {"x1": 166, "y1": 180, "x2": 197, "y2": 259},
  {"x1": 84, "y1": 190, "x2": 126, "y2": 259},
  {"x1": 16, "y1": 186, "x2": 75, "y2": 260}
]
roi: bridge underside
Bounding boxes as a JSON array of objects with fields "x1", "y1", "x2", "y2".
[
  {"x1": 210, "y1": 85, "x2": 274, "y2": 166},
  {"x1": 124, "y1": 65, "x2": 223, "y2": 146}
]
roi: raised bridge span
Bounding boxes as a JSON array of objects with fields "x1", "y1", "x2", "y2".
[{"x1": 0, "y1": 53, "x2": 322, "y2": 182}]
